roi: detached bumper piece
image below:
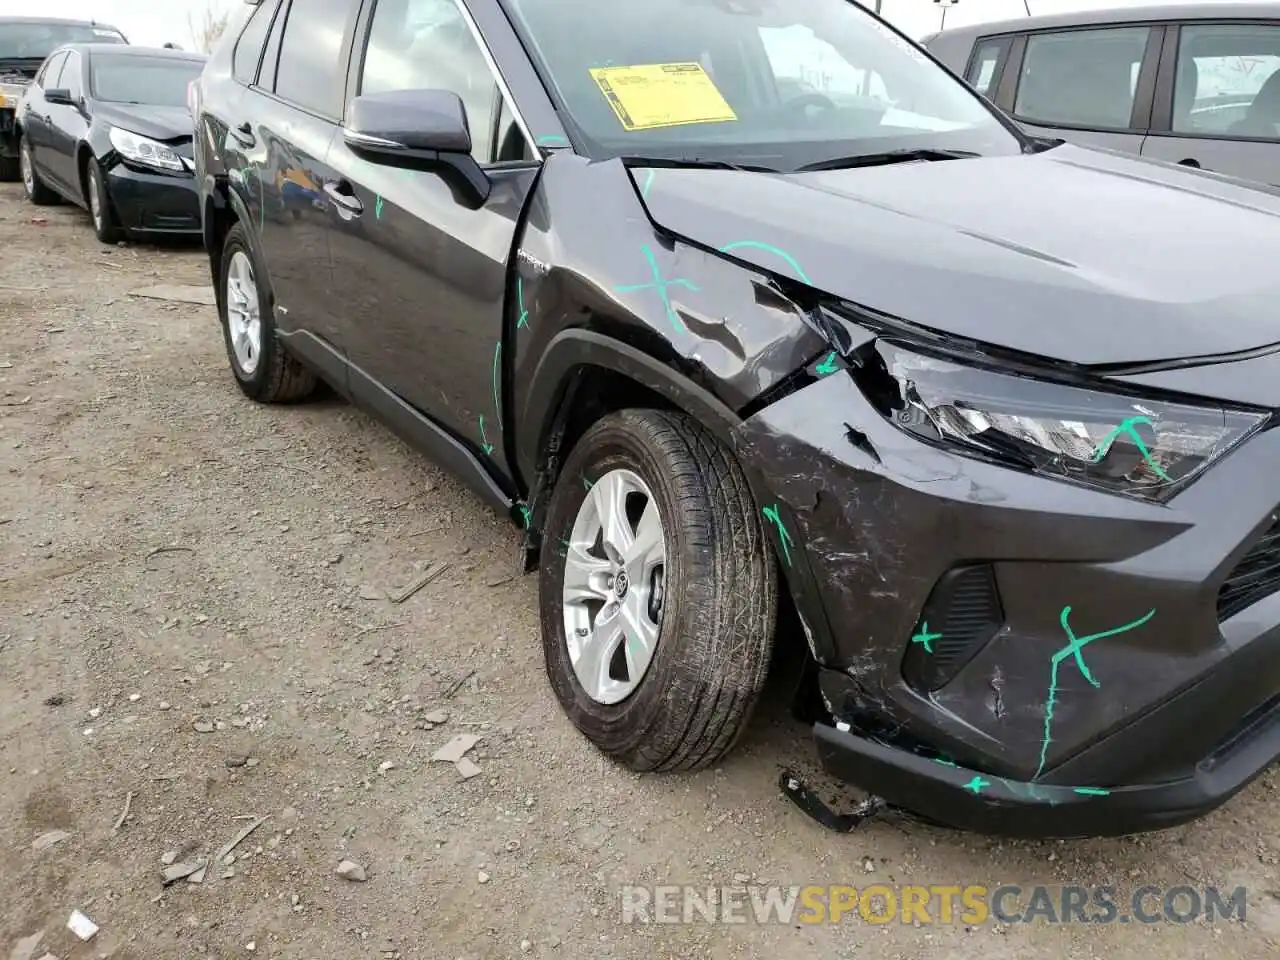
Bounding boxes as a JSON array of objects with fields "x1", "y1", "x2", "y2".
[{"x1": 813, "y1": 688, "x2": 1280, "y2": 839}]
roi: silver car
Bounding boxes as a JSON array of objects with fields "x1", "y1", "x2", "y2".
[{"x1": 923, "y1": 2, "x2": 1280, "y2": 186}]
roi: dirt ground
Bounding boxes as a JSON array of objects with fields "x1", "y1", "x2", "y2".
[{"x1": 0, "y1": 179, "x2": 1277, "y2": 960}]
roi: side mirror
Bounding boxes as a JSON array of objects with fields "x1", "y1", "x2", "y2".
[
  {"x1": 44, "y1": 88, "x2": 75, "y2": 106},
  {"x1": 343, "y1": 89, "x2": 489, "y2": 209}
]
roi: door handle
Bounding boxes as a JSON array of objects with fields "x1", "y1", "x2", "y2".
[
  {"x1": 230, "y1": 121, "x2": 255, "y2": 147},
  {"x1": 324, "y1": 181, "x2": 363, "y2": 215}
]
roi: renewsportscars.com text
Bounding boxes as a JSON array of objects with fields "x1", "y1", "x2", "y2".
[{"x1": 620, "y1": 884, "x2": 1248, "y2": 925}]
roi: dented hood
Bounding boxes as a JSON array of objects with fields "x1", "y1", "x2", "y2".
[{"x1": 637, "y1": 143, "x2": 1280, "y2": 367}]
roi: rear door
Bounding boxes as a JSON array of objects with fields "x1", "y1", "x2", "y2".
[
  {"x1": 325, "y1": 0, "x2": 542, "y2": 464},
  {"x1": 44, "y1": 49, "x2": 87, "y2": 193},
  {"x1": 19, "y1": 50, "x2": 65, "y2": 172},
  {"x1": 227, "y1": 0, "x2": 359, "y2": 360},
  {"x1": 1141, "y1": 20, "x2": 1280, "y2": 186},
  {"x1": 962, "y1": 35, "x2": 1013, "y2": 102},
  {"x1": 994, "y1": 23, "x2": 1163, "y2": 156}
]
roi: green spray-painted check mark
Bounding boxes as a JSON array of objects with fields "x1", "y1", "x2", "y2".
[
  {"x1": 761, "y1": 504, "x2": 794, "y2": 567},
  {"x1": 1091, "y1": 416, "x2": 1171, "y2": 481},
  {"x1": 491, "y1": 341, "x2": 502, "y2": 431},
  {"x1": 815, "y1": 352, "x2": 840, "y2": 377},
  {"x1": 478, "y1": 414, "x2": 494, "y2": 456},
  {"x1": 911, "y1": 622, "x2": 942, "y2": 654},
  {"x1": 1034, "y1": 605, "x2": 1156, "y2": 780}
]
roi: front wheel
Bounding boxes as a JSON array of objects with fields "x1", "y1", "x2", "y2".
[
  {"x1": 539, "y1": 408, "x2": 778, "y2": 772},
  {"x1": 86, "y1": 161, "x2": 121, "y2": 244}
]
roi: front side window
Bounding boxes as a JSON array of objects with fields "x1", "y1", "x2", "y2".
[
  {"x1": 967, "y1": 39, "x2": 1005, "y2": 97},
  {"x1": 91, "y1": 55, "x2": 205, "y2": 107},
  {"x1": 359, "y1": 0, "x2": 498, "y2": 163},
  {"x1": 60, "y1": 51, "x2": 82, "y2": 99},
  {"x1": 1014, "y1": 26, "x2": 1151, "y2": 129},
  {"x1": 1172, "y1": 23, "x2": 1280, "y2": 139},
  {"x1": 274, "y1": 0, "x2": 355, "y2": 118},
  {"x1": 35, "y1": 51, "x2": 67, "y2": 87},
  {"x1": 501, "y1": 0, "x2": 1020, "y2": 168},
  {"x1": 0, "y1": 22, "x2": 124, "y2": 60}
]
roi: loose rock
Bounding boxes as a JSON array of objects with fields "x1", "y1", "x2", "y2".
[
  {"x1": 31, "y1": 830, "x2": 71, "y2": 852},
  {"x1": 336, "y1": 859, "x2": 368, "y2": 882}
]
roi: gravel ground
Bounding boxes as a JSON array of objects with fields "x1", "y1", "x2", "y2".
[{"x1": 1, "y1": 180, "x2": 1277, "y2": 960}]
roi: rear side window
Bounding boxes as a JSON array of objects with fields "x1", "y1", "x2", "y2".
[
  {"x1": 233, "y1": 0, "x2": 277, "y2": 83},
  {"x1": 966, "y1": 39, "x2": 1006, "y2": 97},
  {"x1": 1014, "y1": 26, "x2": 1152, "y2": 129},
  {"x1": 1172, "y1": 23, "x2": 1280, "y2": 139},
  {"x1": 274, "y1": 0, "x2": 355, "y2": 118}
]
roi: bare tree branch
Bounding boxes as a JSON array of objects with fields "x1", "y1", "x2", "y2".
[{"x1": 188, "y1": 2, "x2": 232, "y2": 54}]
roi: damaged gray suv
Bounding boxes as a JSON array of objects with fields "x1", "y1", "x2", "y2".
[{"x1": 194, "y1": 0, "x2": 1280, "y2": 838}]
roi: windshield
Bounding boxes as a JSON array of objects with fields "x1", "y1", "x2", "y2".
[
  {"x1": 90, "y1": 55, "x2": 203, "y2": 107},
  {"x1": 502, "y1": 0, "x2": 1023, "y2": 168},
  {"x1": 0, "y1": 23, "x2": 126, "y2": 60}
]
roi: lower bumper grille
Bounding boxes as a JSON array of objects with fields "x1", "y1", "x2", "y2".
[{"x1": 1218, "y1": 517, "x2": 1280, "y2": 621}]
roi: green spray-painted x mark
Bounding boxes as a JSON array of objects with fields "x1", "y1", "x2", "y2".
[
  {"x1": 761, "y1": 504, "x2": 794, "y2": 567},
  {"x1": 515, "y1": 275, "x2": 528, "y2": 330},
  {"x1": 911, "y1": 622, "x2": 942, "y2": 654},
  {"x1": 815, "y1": 352, "x2": 840, "y2": 377},
  {"x1": 614, "y1": 244, "x2": 698, "y2": 333},
  {"x1": 1091, "y1": 416, "x2": 1171, "y2": 481},
  {"x1": 1033, "y1": 605, "x2": 1156, "y2": 780}
]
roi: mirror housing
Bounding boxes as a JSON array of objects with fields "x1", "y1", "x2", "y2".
[
  {"x1": 44, "y1": 88, "x2": 75, "y2": 106},
  {"x1": 343, "y1": 89, "x2": 489, "y2": 209}
]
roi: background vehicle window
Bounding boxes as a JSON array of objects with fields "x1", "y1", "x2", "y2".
[
  {"x1": 0, "y1": 23, "x2": 123, "y2": 59},
  {"x1": 36, "y1": 52, "x2": 67, "y2": 88},
  {"x1": 967, "y1": 39, "x2": 1004, "y2": 96},
  {"x1": 1014, "y1": 26, "x2": 1151, "y2": 129},
  {"x1": 274, "y1": 0, "x2": 353, "y2": 118},
  {"x1": 359, "y1": 0, "x2": 497, "y2": 163},
  {"x1": 759, "y1": 26, "x2": 890, "y2": 104},
  {"x1": 60, "y1": 51, "x2": 82, "y2": 99},
  {"x1": 1173, "y1": 23, "x2": 1280, "y2": 139},
  {"x1": 233, "y1": 0, "x2": 276, "y2": 84},
  {"x1": 91, "y1": 55, "x2": 205, "y2": 107}
]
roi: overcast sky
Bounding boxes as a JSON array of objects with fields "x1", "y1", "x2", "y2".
[{"x1": 0, "y1": 0, "x2": 1233, "y2": 51}]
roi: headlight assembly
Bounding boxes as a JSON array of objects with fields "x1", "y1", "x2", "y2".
[
  {"x1": 875, "y1": 343, "x2": 1266, "y2": 501},
  {"x1": 108, "y1": 126, "x2": 186, "y2": 173}
]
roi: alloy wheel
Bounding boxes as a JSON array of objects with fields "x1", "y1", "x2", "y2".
[
  {"x1": 225, "y1": 250, "x2": 262, "y2": 376},
  {"x1": 561, "y1": 468, "x2": 667, "y2": 704},
  {"x1": 20, "y1": 142, "x2": 33, "y2": 196},
  {"x1": 88, "y1": 167, "x2": 102, "y2": 229}
]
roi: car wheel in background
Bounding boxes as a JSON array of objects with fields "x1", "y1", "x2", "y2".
[
  {"x1": 539, "y1": 408, "x2": 778, "y2": 772},
  {"x1": 19, "y1": 137, "x2": 59, "y2": 206},
  {"x1": 85, "y1": 161, "x2": 122, "y2": 244},
  {"x1": 218, "y1": 222, "x2": 317, "y2": 403}
]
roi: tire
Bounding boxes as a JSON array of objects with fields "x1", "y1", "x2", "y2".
[
  {"x1": 539, "y1": 408, "x2": 778, "y2": 772},
  {"x1": 218, "y1": 222, "x2": 316, "y2": 403},
  {"x1": 19, "y1": 137, "x2": 59, "y2": 205},
  {"x1": 85, "y1": 160, "x2": 122, "y2": 244},
  {"x1": 0, "y1": 155, "x2": 18, "y2": 182}
]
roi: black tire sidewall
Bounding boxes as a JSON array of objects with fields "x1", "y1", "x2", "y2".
[
  {"x1": 539, "y1": 412, "x2": 709, "y2": 759},
  {"x1": 218, "y1": 224, "x2": 274, "y2": 395}
]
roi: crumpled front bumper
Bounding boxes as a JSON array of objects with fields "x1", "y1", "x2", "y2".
[{"x1": 731, "y1": 364, "x2": 1280, "y2": 837}]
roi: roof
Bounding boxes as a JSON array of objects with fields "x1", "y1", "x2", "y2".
[
  {"x1": 75, "y1": 44, "x2": 206, "y2": 62},
  {"x1": 927, "y1": 1, "x2": 1280, "y2": 41},
  {"x1": 0, "y1": 17, "x2": 123, "y2": 29}
]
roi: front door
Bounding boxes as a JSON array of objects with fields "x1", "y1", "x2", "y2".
[
  {"x1": 326, "y1": 0, "x2": 540, "y2": 467},
  {"x1": 45, "y1": 49, "x2": 87, "y2": 192},
  {"x1": 19, "y1": 51, "x2": 65, "y2": 178},
  {"x1": 1001, "y1": 24, "x2": 1158, "y2": 158}
]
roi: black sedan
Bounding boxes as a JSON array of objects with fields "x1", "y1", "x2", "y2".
[{"x1": 16, "y1": 43, "x2": 205, "y2": 243}]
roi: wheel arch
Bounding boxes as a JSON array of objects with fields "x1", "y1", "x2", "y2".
[{"x1": 203, "y1": 173, "x2": 249, "y2": 313}]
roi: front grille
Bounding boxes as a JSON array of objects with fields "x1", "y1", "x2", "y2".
[
  {"x1": 902, "y1": 564, "x2": 1004, "y2": 693},
  {"x1": 1218, "y1": 518, "x2": 1280, "y2": 621}
]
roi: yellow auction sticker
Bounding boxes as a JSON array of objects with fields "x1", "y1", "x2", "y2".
[{"x1": 589, "y1": 62, "x2": 739, "y2": 131}]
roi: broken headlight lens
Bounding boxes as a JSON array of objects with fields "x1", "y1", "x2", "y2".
[
  {"x1": 108, "y1": 126, "x2": 186, "y2": 173},
  {"x1": 877, "y1": 343, "x2": 1266, "y2": 501}
]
